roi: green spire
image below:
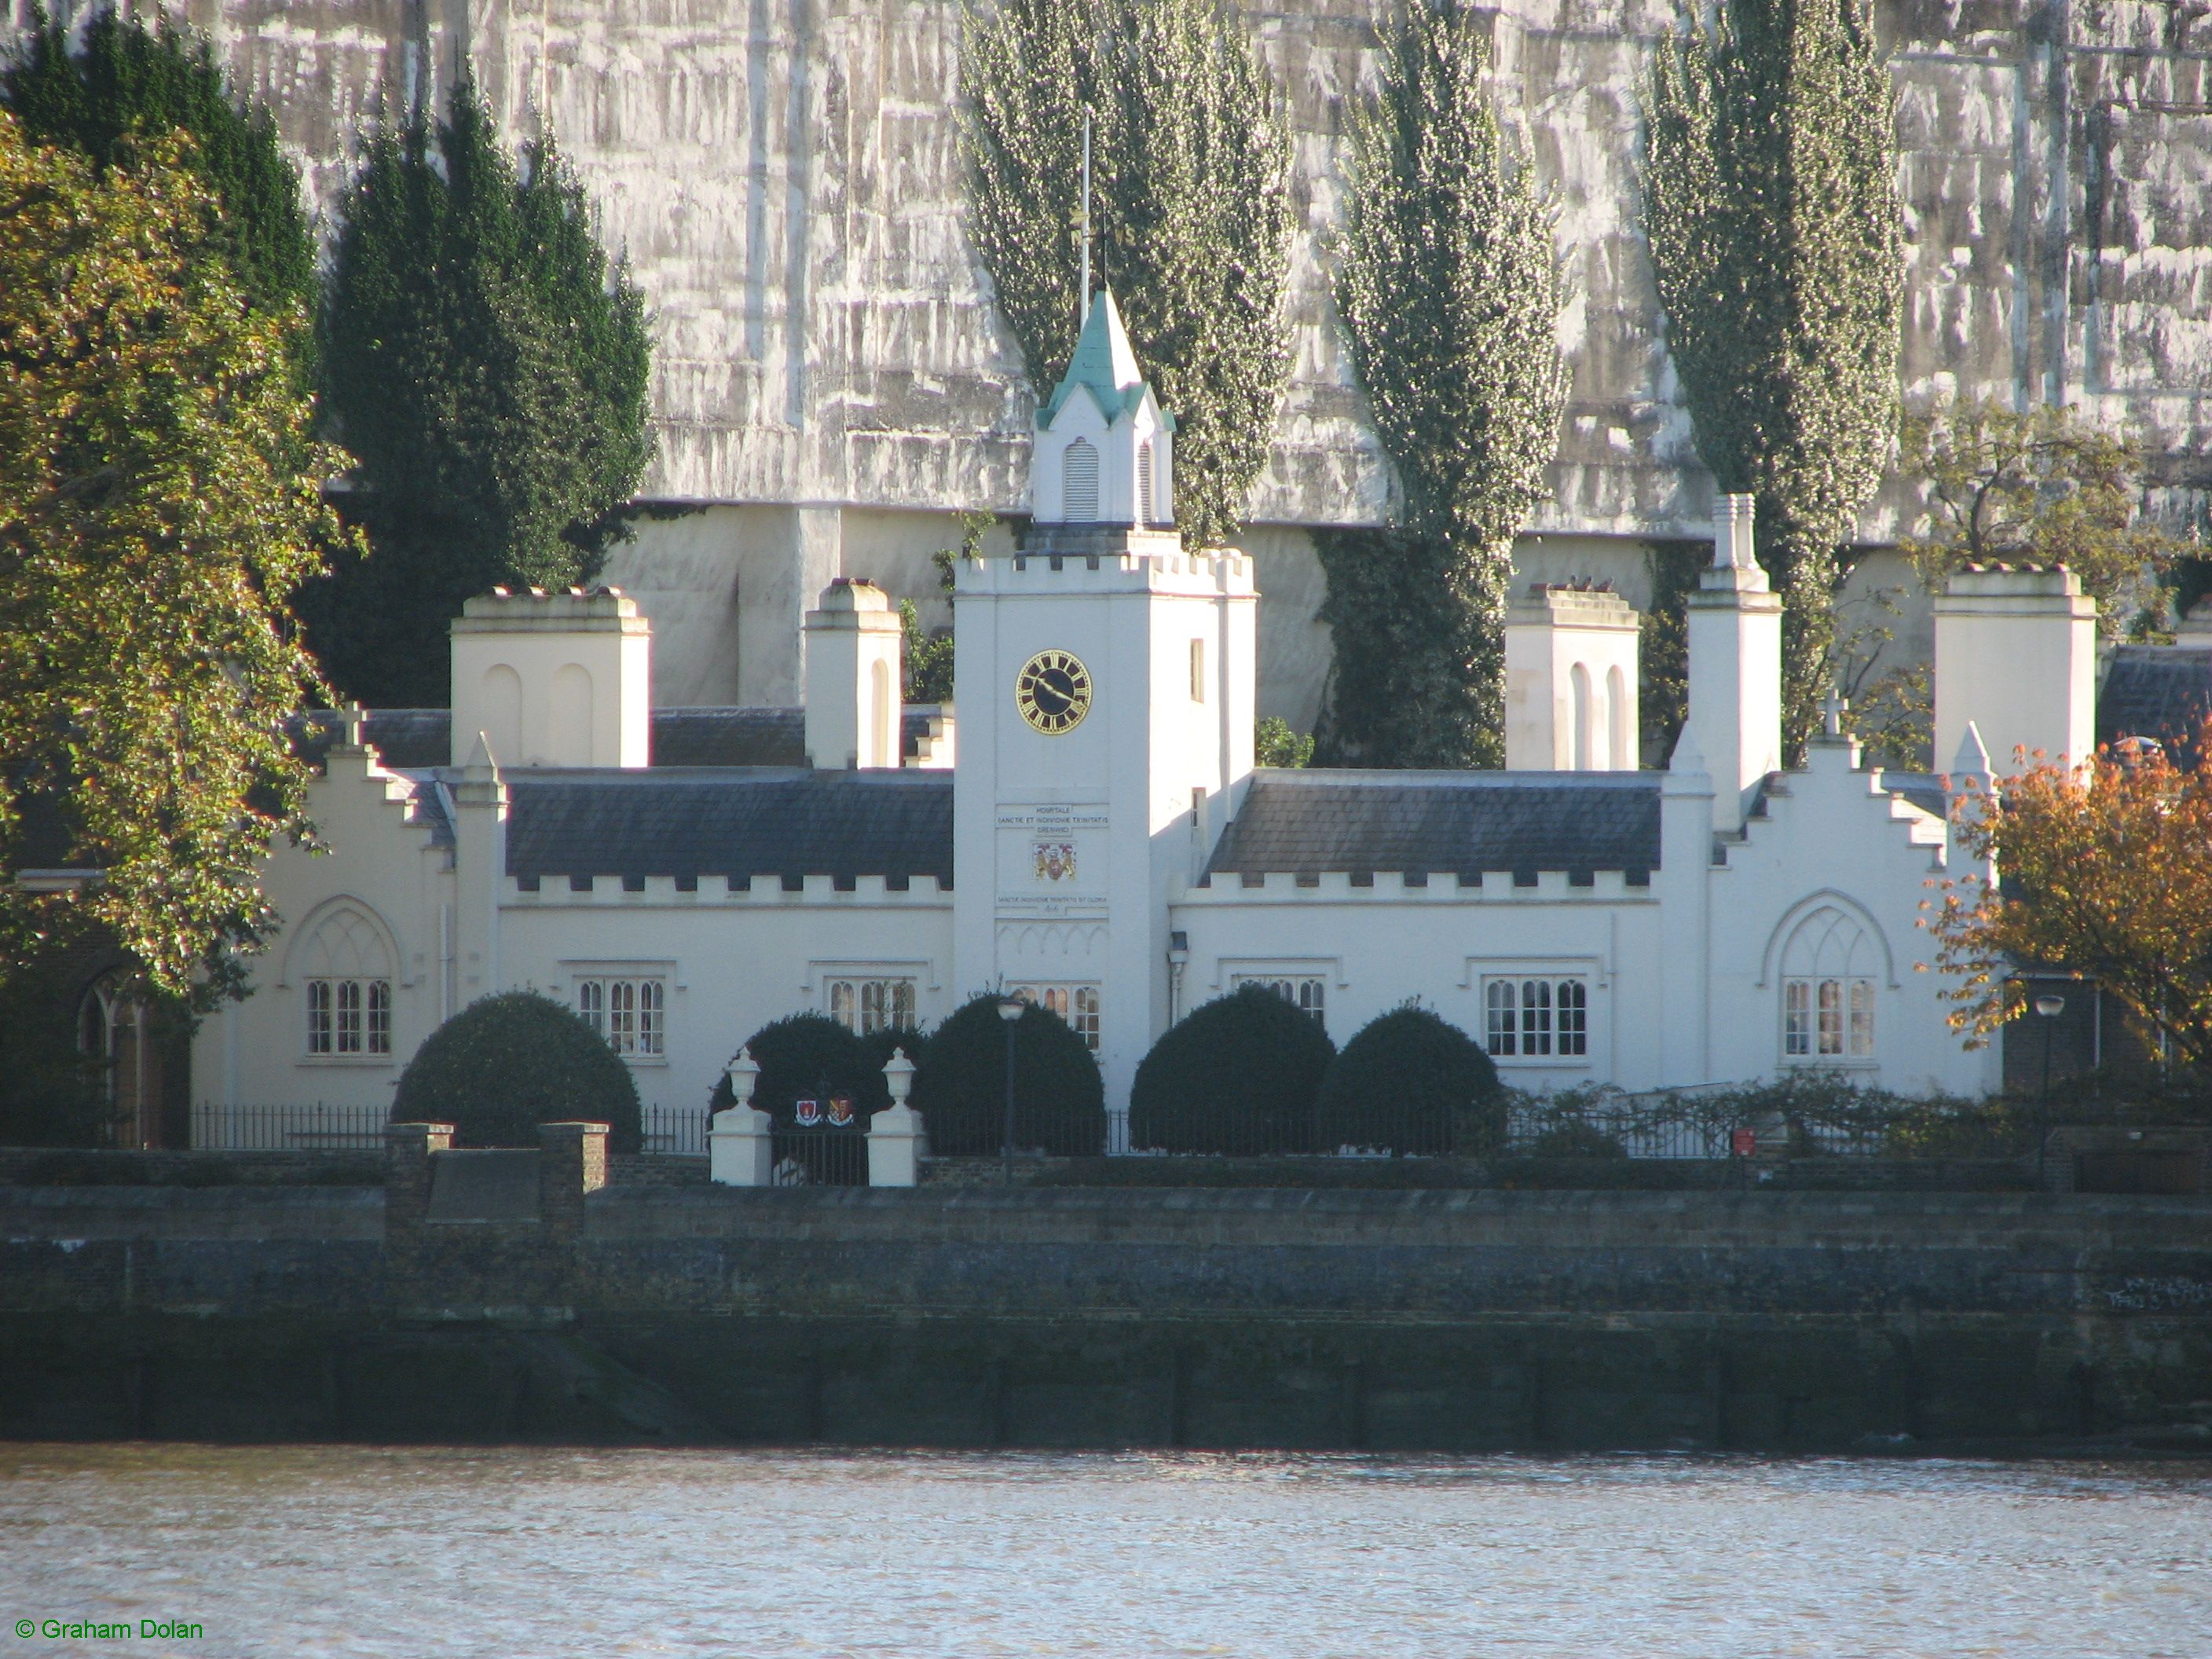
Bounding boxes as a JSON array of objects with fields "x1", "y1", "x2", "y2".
[{"x1": 1042, "y1": 287, "x2": 1169, "y2": 427}]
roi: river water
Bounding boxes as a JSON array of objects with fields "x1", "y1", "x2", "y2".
[{"x1": 1, "y1": 1445, "x2": 2207, "y2": 1657}]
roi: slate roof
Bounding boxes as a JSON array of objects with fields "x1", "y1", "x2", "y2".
[
  {"x1": 290, "y1": 709, "x2": 453, "y2": 770},
  {"x1": 501, "y1": 768, "x2": 953, "y2": 887},
  {"x1": 1206, "y1": 770, "x2": 1661, "y2": 884},
  {"x1": 2097, "y1": 646, "x2": 2212, "y2": 764},
  {"x1": 651, "y1": 708, "x2": 803, "y2": 767},
  {"x1": 294, "y1": 706, "x2": 946, "y2": 770}
]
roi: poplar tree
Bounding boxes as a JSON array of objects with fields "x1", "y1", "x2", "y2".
[
  {"x1": 1644, "y1": 0, "x2": 1903, "y2": 760},
  {"x1": 306, "y1": 76, "x2": 652, "y2": 708},
  {"x1": 1321, "y1": 0, "x2": 1566, "y2": 768},
  {"x1": 962, "y1": 0, "x2": 1295, "y2": 551},
  {"x1": 2, "y1": 5, "x2": 313, "y2": 330}
]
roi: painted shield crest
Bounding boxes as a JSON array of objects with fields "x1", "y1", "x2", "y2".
[
  {"x1": 795, "y1": 1097, "x2": 822, "y2": 1127},
  {"x1": 1033, "y1": 840, "x2": 1077, "y2": 883}
]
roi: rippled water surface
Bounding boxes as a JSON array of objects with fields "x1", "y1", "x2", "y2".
[{"x1": 2, "y1": 1445, "x2": 2208, "y2": 1657}]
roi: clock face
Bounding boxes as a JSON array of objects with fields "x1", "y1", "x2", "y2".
[{"x1": 1015, "y1": 648, "x2": 1093, "y2": 735}]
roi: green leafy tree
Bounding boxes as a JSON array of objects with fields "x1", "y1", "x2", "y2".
[
  {"x1": 1899, "y1": 397, "x2": 2192, "y2": 636},
  {"x1": 1323, "y1": 0, "x2": 1566, "y2": 768},
  {"x1": 0, "y1": 112, "x2": 345, "y2": 998},
  {"x1": 962, "y1": 0, "x2": 1295, "y2": 550},
  {"x1": 899, "y1": 510, "x2": 991, "y2": 704},
  {"x1": 1644, "y1": 0, "x2": 1903, "y2": 760},
  {"x1": 1636, "y1": 537, "x2": 1705, "y2": 767},
  {"x1": 2, "y1": 5, "x2": 313, "y2": 329},
  {"x1": 306, "y1": 75, "x2": 652, "y2": 707},
  {"x1": 1254, "y1": 716, "x2": 1313, "y2": 768}
]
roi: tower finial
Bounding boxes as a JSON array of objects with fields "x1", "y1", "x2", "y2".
[{"x1": 1079, "y1": 108, "x2": 1093, "y2": 328}]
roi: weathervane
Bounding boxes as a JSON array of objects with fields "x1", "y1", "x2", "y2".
[{"x1": 1079, "y1": 108, "x2": 1093, "y2": 327}]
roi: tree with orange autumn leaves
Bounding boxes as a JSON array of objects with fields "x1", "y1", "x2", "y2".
[{"x1": 1923, "y1": 728, "x2": 2212, "y2": 1069}]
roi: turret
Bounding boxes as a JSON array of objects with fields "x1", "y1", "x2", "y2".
[{"x1": 1031, "y1": 288, "x2": 1175, "y2": 528}]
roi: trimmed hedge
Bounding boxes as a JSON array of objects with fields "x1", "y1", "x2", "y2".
[
  {"x1": 393, "y1": 991, "x2": 641, "y2": 1152},
  {"x1": 1129, "y1": 985, "x2": 1338, "y2": 1153},
  {"x1": 1316, "y1": 1004, "x2": 1502, "y2": 1155},
  {"x1": 913, "y1": 994, "x2": 1104, "y2": 1156},
  {"x1": 709, "y1": 1013, "x2": 887, "y2": 1124}
]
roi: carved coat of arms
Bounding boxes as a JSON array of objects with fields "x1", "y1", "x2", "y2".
[{"x1": 1033, "y1": 841, "x2": 1077, "y2": 883}]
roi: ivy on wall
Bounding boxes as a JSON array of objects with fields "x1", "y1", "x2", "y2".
[
  {"x1": 961, "y1": 0, "x2": 1295, "y2": 551},
  {"x1": 1319, "y1": 0, "x2": 1566, "y2": 768},
  {"x1": 302, "y1": 76, "x2": 652, "y2": 708},
  {"x1": 1644, "y1": 0, "x2": 1903, "y2": 762}
]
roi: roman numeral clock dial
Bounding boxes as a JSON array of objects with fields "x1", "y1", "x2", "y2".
[{"x1": 1015, "y1": 649, "x2": 1093, "y2": 735}]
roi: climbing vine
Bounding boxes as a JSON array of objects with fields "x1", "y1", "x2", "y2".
[
  {"x1": 1320, "y1": 0, "x2": 1566, "y2": 768},
  {"x1": 961, "y1": 0, "x2": 1294, "y2": 550},
  {"x1": 1644, "y1": 0, "x2": 1903, "y2": 760}
]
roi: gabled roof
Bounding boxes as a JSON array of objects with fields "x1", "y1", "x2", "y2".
[
  {"x1": 1206, "y1": 770, "x2": 1661, "y2": 884},
  {"x1": 1039, "y1": 288, "x2": 1173, "y2": 431}
]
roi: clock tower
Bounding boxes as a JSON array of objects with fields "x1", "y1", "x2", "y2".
[{"x1": 950, "y1": 289, "x2": 1257, "y2": 1126}]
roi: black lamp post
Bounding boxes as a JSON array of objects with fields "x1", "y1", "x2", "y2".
[
  {"x1": 2034, "y1": 993, "x2": 2065, "y2": 1189},
  {"x1": 997, "y1": 994, "x2": 1024, "y2": 1187}
]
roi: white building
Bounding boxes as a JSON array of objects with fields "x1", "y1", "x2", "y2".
[{"x1": 197, "y1": 293, "x2": 2117, "y2": 1126}]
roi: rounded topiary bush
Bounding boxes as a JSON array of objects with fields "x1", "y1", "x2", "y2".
[
  {"x1": 912, "y1": 994, "x2": 1104, "y2": 1156},
  {"x1": 1129, "y1": 985, "x2": 1338, "y2": 1153},
  {"x1": 1316, "y1": 1004, "x2": 1501, "y2": 1155},
  {"x1": 393, "y1": 991, "x2": 642, "y2": 1152},
  {"x1": 709, "y1": 1013, "x2": 887, "y2": 1124}
]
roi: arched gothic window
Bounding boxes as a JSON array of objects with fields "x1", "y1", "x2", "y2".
[
  {"x1": 79, "y1": 970, "x2": 159, "y2": 1146},
  {"x1": 298, "y1": 905, "x2": 395, "y2": 1058},
  {"x1": 1136, "y1": 441, "x2": 1155, "y2": 526},
  {"x1": 1063, "y1": 439, "x2": 1099, "y2": 522},
  {"x1": 1779, "y1": 905, "x2": 1877, "y2": 1060}
]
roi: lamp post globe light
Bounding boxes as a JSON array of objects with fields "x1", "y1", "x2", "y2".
[
  {"x1": 997, "y1": 994, "x2": 1024, "y2": 1187},
  {"x1": 2033, "y1": 993, "x2": 2066, "y2": 1190}
]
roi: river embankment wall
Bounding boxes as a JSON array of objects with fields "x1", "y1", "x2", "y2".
[{"x1": 4, "y1": 1185, "x2": 2208, "y2": 1453}]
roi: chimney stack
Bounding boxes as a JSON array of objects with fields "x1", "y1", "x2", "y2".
[
  {"x1": 449, "y1": 588, "x2": 650, "y2": 769},
  {"x1": 1503, "y1": 582, "x2": 1642, "y2": 770},
  {"x1": 1933, "y1": 566, "x2": 2096, "y2": 773},
  {"x1": 804, "y1": 579, "x2": 904, "y2": 770},
  {"x1": 1684, "y1": 494, "x2": 1783, "y2": 833}
]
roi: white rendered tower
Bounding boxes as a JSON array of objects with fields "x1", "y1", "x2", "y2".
[{"x1": 950, "y1": 289, "x2": 1256, "y2": 1125}]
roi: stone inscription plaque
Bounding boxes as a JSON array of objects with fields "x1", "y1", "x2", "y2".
[{"x1": 995, "y1": 804, "x2": 1108, "y2": 917}]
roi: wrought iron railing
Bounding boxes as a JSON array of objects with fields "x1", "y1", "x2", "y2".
[
  {"x1": 190, "y1": 1101, "x2": 390, "y2": 1152},
  {"x1": 639, "y1": 1104, "x2": 711, "y2": 1156}
]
